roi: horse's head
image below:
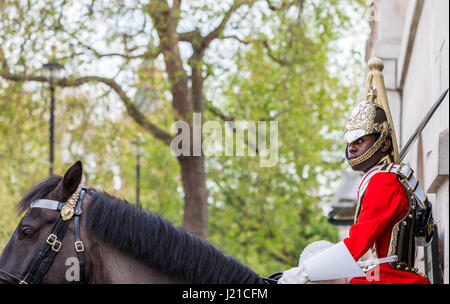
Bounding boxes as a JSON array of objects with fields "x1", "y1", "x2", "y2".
[{"x1": 0, "y1": 161, "x2": 87, "y2": 284}]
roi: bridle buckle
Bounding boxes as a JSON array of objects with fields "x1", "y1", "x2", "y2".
[
  {"x1": 46, "y1": 233, "x2": 62, "y2": 252},
  {"x1": 52, "y1": 240, "x2": 62, "y2": 252},
  {"x1": 46, "y1": 234, "x2": 58, "y2": 245},
  {"x1": 0, "y1": 187, "x2": 87, "y2": 284},
  {"x1": 75, "y1": 241, "x2": 85, "y2": 252}
]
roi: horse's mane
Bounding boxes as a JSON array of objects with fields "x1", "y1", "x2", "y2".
[
  {"x1": 85, "y1": 189, "x2": 263, "y2": 284},
  {"x1": 16, "y1": 175, "x2": 63, "y2": 215},
  {"x1": 16, "y1": 178, "x2": 262, "y2": 283}
]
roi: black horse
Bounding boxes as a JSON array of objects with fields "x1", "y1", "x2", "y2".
[{"x1": 0, "y1": 161, "x2": 276, "y2": 284}]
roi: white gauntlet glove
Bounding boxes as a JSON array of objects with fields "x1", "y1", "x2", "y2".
[
  {"x1": 277, "y1": 264, "x2": 310, "y2": 284},
  {"x1": 278, "y1": 240, "x2": 333, "y2": 284},
  {"x1": 278, "y1": 240, "x2": 361, "y2": 284}
]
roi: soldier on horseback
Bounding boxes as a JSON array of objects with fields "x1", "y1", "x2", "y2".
[{"x1": 278, "y1": 58, "x2": 435, "y2": 284}]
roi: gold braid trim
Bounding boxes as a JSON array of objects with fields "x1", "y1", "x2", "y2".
[{"x1": 347, "y1": 131, "x2": 388, "y2": 167}]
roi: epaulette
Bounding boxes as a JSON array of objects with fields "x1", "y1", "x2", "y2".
[{"x1": 377, "y1": 162, "x2": 394, "y2": 173}]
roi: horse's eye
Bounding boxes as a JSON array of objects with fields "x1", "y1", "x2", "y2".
[{"x1": 21, "y1": 227, "x2": 35, "y2": 238}]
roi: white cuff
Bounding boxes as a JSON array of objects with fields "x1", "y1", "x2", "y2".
[{"x1": 303, "y1": 241, "x2": 365, "y2": 281}]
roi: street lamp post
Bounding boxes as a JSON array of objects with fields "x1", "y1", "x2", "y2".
[
  {"x1": 131, "y1": 134, "x2": 144, "y2": 208},
  {"x1": 42, "y1": 50, "x2": 64, "y2": 176},
  {"x1": 137, "y1": 143, "x2": 141, "y2": 207}
]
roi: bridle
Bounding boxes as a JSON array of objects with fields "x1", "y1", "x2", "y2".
[
  {"x1": 0, "y1": 186, "x2": 87, "y2": 284},
  {"x1": 0, "y1": 184, "x2": 285, "y2": 285}
]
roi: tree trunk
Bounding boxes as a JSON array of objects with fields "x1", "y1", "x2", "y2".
[{"x1": 178, "y1": 155, "x2": 208, "y2": 239}]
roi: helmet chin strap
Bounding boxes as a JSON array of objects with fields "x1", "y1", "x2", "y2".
[{"x1": 346, "y1": 131, "x2": 389, "y2": 169}]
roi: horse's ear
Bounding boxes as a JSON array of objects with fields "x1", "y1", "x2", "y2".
[{"x1": 62, "y1": 161, "x2": 83, "y2": 195}]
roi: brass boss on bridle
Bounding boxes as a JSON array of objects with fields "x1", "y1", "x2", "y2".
[{"x1": 0, "y1": 186, "x2": 87, "y2": 284}]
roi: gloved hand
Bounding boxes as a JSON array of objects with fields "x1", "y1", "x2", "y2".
[
  {"x1": 277, "y1": 264, "x2": 310, "y2": 284},
  {"x1": 277, "y1": 240, "x2": 349, "y2": 284}
]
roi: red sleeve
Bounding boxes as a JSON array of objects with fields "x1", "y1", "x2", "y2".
[{"x1": 343, "y1": 172, "x2": 409, "y2": 261}]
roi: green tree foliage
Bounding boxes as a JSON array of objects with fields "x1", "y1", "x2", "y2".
[
  {"x1": 0, "y1": 82, "x2": 48, "y2": 241},
  {"x1": 205, "y1": 1, "x2": 367, "y2": 275},
  {"x1": 0, "y1": 81, "x2": 183, "y2": 244},
  {"x1": 0, "y1": 0, "x2": 368, "y2": 277}
]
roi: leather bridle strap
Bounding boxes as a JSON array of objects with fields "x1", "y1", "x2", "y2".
[
  {"x1": 74, "y1": 189, "x2": 86, "y2": 282},
  {"x1": 0, "y1": 187, "x2": 87, "y2": 284},
  {"x1": 22, "y1": 216, "x2": 71, "y2": 284},
  {"x1": 30, "y1": 199, "x2": 64, "y2": 210},
  {"x1": 0, "y1": 268, "x2": 24, "y2": 284}
]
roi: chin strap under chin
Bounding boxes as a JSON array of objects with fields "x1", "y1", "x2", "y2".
[{"x1": 347, "y1": 129, "x2": 389, "y2": 168}]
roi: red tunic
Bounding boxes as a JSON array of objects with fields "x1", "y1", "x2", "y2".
[{"x1": 343, "y1": 171, "x2": 430, "y2": 284}]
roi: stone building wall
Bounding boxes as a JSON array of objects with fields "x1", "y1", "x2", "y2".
[{"x1": 365, "y1": 0, "x2": 449, "y2": 283}]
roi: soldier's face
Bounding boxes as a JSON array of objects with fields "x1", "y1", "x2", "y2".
[{"x1": 347, "y1": 134, "x2": 377, "y2": 160}]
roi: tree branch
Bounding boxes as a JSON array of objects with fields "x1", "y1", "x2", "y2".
[
  {"x1": 206, "y1": 102, "x2": 260, "y2": 155},
  {"x1": 178, "y1": 29, "x2": 198, "y2": 43},
  {"x1": 68, "y1": 31, "x2": 160, "y2": 61},
  {"x1": 221, "y1": 35, "x2": 250, "y2": 44},
  {"x1": 147, "y1": 0, "x2": 192, "y2": 117},
  {"x1": 262, "y1": 40, "x2": 291, "y2": 66},
  {"x1": 206, "y1": 102, "x2": 235, "y2": 122},
  {"x1": 0, "y1": 60, "x2": 172, "y2": 145},
  {"x1": 171, "y1": 0, "x2": 182, "y2": 23},
  {"x1": 64, "y1": 77, "x2": 173, "y2": 145},
  {"x1": 265, "y1": 0, "x2": 297, "y2": 11},
  {"x1": 202, "y1": 0, "x2": 255, "y2": 50},
  {"x1": 186, "y1": 1, "x2": 257, "y2": 113}
]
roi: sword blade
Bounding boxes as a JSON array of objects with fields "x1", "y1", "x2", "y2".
[
  {"x1": 357, "y1": 256, "x2": 398, "y2": 268},
  {"x1": 399, "y1": 88, "x2": 449, "y2": 162}
]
